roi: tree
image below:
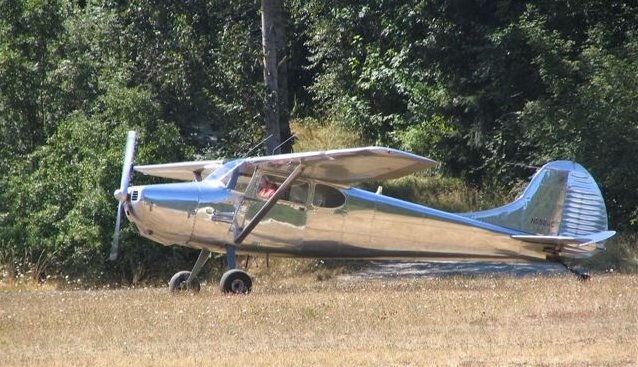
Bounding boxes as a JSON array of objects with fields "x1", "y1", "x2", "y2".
[
  {"x1": 0, "y1": 83, "x2": 192, "y2": 281},
  {"x1": 518, "y1": 5, "x2": 638, "y2": 230},
  {"x1": 261, "y1": 0, "x2": 292, "y2": 154},
  {"x1": 0, "y1": 0, "x2": 65, "y2": 156}
]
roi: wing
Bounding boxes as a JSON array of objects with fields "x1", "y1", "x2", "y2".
[
  {"x1": 230, "y1": 147, "x2": 434, "y2": 244},
  {"x1": 134, "y1": 160, "x2": 223, "y2": 181},
  {"x1": 244, "y1": 147, "x2": 436, "y2": 184}
]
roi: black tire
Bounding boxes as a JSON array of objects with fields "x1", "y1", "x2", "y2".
[
  {"x1": 168, "y1": 270, "x2": 201, "y2": 293},
  {"x1": 219, "y1": 269, "x2": 252, "y2": 294}
]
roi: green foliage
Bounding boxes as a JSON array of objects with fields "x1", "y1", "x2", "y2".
[
  {"x1": 0, "y1": 0, "x2": 65, "y2": 154},
  {"x1": 396, "y1": 115, "x2": 453, "y2": 161},
  {"x1": 299, "y1": 1, "x2": 444, "y2": 146},
  {"x1": 2, "y1": 0, "x2": 638, "y2": 282},
  {"x1": 518, "y1": 7, "x2": 638, "y2": 230},
  {"x1": 0, "y1": 0, "x2": 269, "y2": 283},
  {"x1": 107, "y1": 0, "x2": 266, "y2": 154},
  {"x1": 293, "y1": 0, "x2": 638, "y2": 233},
  {"x1": 364, "y1": 174, "x2": 514, "y2": 214},
  {"x1": 0, "y1": 84, "x2": 192, "y2": 282}
]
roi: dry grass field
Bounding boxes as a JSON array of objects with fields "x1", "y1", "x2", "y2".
[{"x1": 1, "y1": 272, "x2": 637, "y2": 367}]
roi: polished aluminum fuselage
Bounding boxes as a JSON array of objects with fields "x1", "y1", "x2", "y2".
[{"x1": 124, "y1": 178, "x2": 552, "y2": 262}]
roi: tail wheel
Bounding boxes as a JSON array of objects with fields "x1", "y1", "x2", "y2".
[
  {"x1": 220, "y1": 269, "x2": 252, "y2": 294},
  {"x1": 169, "y1": 270, "x2": 201, "y2": 293}
]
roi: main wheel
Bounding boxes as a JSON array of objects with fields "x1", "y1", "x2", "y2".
[
  {"x1": 169, "y1": 270, "x2": 201, "y2": 293},
  {"x1": 220, "y1": 269, "x2": 252, "y2": 294}
]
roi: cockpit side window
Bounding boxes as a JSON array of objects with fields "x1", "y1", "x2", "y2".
[
  {"x1": 209, "y1": 160, "x2": 255, "y2": 194},
  {"x1": 313, "y1": 184, "x2": 345, "y2": 208},
  {"x1": 207, "y1": 159, "x2": 244, "y2": 182},
  {"x1": 258, "y1": 174, "x2": 309, "y2": 205}
]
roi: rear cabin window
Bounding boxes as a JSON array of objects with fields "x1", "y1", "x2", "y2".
[{"x1": 313, "y1": 184, "x2": 345, "y2": 208}]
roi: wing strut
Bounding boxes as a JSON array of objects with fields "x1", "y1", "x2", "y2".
[{"x1": 233, "y1": 164, "x2": 305, "y2": 244}]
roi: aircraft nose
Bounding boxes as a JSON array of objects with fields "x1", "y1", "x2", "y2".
[
  {"x1": 190, "y1": 184, "x2": 239, "y2": 247},
  {"x1": 127, "y1": 182, "x2": 200, "y2": 245}
]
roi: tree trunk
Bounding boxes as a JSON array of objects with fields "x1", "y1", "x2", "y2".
[
  {"x1": 261, "y1": 0, "x2": 290, "y2": 154},
  {"x1": 275, "y1": 3, "x2": 292, "y2": 153}
]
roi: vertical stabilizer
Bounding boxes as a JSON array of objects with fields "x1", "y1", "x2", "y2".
[{"x1": 463, "y1": 161, "x2": 608, "y2": 236}]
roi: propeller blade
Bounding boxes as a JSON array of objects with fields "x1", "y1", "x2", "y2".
[
  {"x1": 114, "y1": 131, "x2": 137, "y2": 202},
  {"x1": 109, "y1": 201, "x2": 124, "y2": 261},
  {"x1": 111, "y1": 131, "x2": 137, "y2": 261}
]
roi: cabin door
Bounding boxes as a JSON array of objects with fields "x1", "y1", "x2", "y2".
[{"x1": 234, "y1": 173, "x2": 309, "y2": 252}]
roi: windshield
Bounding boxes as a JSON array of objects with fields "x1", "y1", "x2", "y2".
[{"x1": 205, "y1": 159, "x2": 244, "y2": 183}]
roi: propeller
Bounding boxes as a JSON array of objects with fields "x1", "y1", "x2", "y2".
[
  {"x1": 110, "y1": 131, "x2": 137, "y2": 261},
  {"x1": 110, "y1": 202, "x2": 124, "y2": 261}
]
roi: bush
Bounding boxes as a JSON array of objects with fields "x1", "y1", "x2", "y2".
[{"x1": 0, "y1": 84, "x2": 195, "y2": 285}]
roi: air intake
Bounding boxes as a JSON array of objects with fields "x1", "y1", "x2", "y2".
[{"x1": 131, "y1": 190, "x2": 139, "y2": 201}]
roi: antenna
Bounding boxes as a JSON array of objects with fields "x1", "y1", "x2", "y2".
[
  {"x1": 272, "y1": 134, "x2": 297, "y2": 155},
  {"x1": 243, "y1": 134, "x2": 273, "y2": 158}
]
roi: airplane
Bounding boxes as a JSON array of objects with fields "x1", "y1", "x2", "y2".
[{"x1": 110, "y1": 131, "x2": 615, "y2": 293}]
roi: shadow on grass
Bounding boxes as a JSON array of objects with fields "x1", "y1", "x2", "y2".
[{"x1": 342, "y1": 260, "x2": 569, "y2": 280}]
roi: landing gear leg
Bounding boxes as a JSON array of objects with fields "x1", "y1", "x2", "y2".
[
  {"x1": 559, "y1": 259, "x2": 591, "y2": 281},
  {"x1": 226, "y1": 244, "x2": 236, "y2": 270},
  {"x1": 168, "y1": 249, "x2": 210, "y2": 293},
  {"x1": 220, "y1": 244, "x2": 252, "y2": 294}
]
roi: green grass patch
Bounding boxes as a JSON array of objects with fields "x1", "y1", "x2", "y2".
[
  {"x1": 364, "y1": 174, "x2": 514, "y2": 213},
  {"x1": 291, "y1": 118, "x2": 368, "y2": 151}
]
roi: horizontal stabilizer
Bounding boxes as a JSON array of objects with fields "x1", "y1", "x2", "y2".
[
  {"x1": 512, "y1": 230, "x2": 616, "y2": 247},
  {"x1": 135, "y1": 160, "x2": 223, "y2": 181}
]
